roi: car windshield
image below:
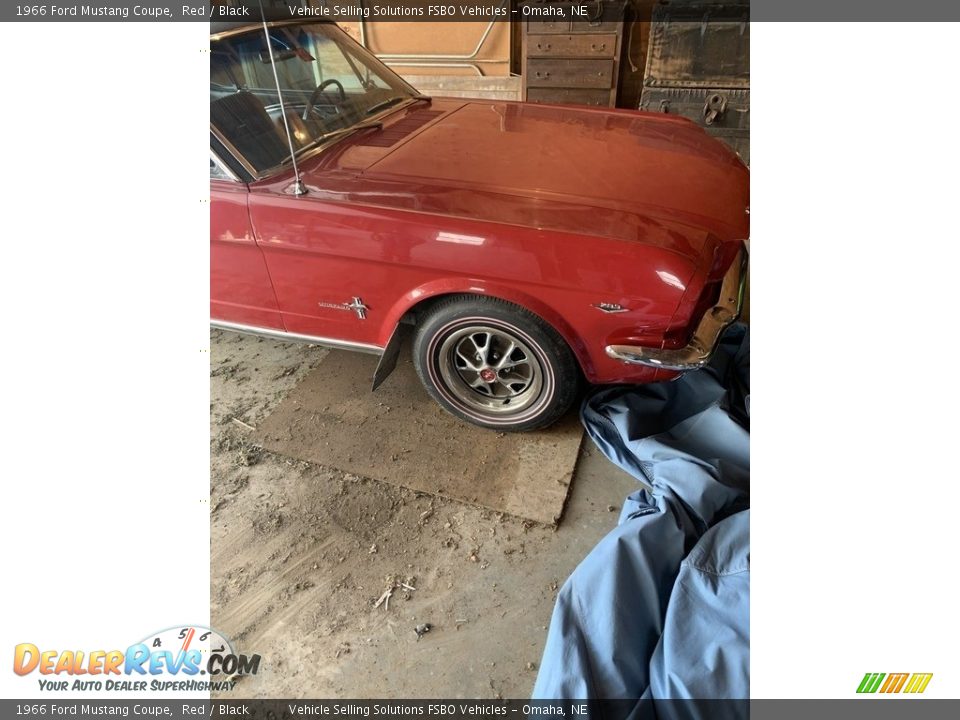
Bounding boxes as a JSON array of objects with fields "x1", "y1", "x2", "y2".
[{"x1": 211, "y1": 22, "x2": 416, "y2": 176}]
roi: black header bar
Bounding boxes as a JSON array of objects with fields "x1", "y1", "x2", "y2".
[
  {"x1": 1, "y1": 700, "x2": 960, "y2": 720},
  {"x1": 3, "y1": 0, "x2": 960, "y2": 23}
]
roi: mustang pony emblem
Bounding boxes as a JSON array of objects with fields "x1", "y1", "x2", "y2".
[{"x1": 317, "y1": 297, "x2": 369, "y2": 320}]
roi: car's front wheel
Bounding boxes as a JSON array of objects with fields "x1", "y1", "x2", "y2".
[{"x1": 412, "y1": 296, "x2": 580, "y2": 431}]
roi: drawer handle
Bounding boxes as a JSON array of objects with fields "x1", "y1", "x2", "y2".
[
  {"x1": 591, "y1": 43, "x2": 607, "y2": 51},
  {"x1": 535, "y1": 71, "x2": 551, "y2": 79},
  {"x1": 537, "y1": 43, "x2": 551, "y2": 51}
]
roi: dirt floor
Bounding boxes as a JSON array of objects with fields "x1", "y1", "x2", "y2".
[{"x1": 210, "y1": 329, "x2": 639, "y2": 698}]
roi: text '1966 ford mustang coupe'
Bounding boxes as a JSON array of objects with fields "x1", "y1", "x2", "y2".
[{"x1": 210, "y1": 14, "x2": 749, "y2": 431}]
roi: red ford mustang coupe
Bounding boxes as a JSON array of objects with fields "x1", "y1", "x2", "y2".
[{"x1": 210, "y1": 16, "x2": 748, "y2": 431}]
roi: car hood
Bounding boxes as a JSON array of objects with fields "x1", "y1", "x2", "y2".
[{"x1": 360, "y1": 100, "x2": 749, "y2": 241}]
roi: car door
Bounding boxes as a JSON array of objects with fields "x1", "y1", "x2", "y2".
[
  {"x1": 246, "y1": 186, "x2": 387, "y2": 347},
  {"x1": 210, "y1": 155, "x2": 283, "y2": 330}
]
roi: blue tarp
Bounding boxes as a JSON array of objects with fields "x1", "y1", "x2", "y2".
[{"x1": 533, "y1": 326, "x2": 750, "y2": 713}]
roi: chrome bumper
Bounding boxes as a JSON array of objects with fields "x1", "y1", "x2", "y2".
[{"x1": 605, "y1": 245, "x2": 748, "y2": 372}]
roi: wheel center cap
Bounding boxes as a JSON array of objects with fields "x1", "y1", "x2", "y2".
[{"x1": 479, "y1": 368, "x2": 496, "y2": 383}]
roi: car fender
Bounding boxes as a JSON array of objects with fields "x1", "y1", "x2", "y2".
[{"x1": 375, "y1": 277, "x2": 596, "y2": 380}]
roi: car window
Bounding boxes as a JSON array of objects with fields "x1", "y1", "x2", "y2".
[
  {"x1": 311, "y1": 34, "x2": 365, "y2": 92},
  {"x1": 210, "y1": 22, "x2": 416, "y2": 175},
  {"x1": 210, "y1": 157, "x2": 232, "y2": 181}
]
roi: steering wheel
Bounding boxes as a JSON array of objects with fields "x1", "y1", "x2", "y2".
[
  {"x1": 303, "y1": 79, "x2": 346, "y2": 121},
  {"x1": 274, "y1": 110, "x2": 311, "y2": 149}
]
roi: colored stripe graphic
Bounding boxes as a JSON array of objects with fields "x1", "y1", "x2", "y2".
[
  {"x1": 880, "y1": 673, "x2": 908, "y2": 693},
  {"x1": 904, "y1": 673, "x2": 933, "y2": 694},
  {"x1": 858, "y1": 672, "x2": 933, "y2": 694},
  {"x1": 857, "y1": 673, "x2": 885, "y2": 693}
]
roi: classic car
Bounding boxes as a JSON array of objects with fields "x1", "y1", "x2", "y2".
[{"x1": 210, "y1": 14, "x2": 749, "y2": 431}]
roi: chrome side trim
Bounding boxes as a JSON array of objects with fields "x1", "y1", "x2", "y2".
[
  {"x1": 211, "y1": 320, "x2": 384, "y2": 355},
  {"x1": 605, "y1": 244, "x2": 748, "y2": 372}
]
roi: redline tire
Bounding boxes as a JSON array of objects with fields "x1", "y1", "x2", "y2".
[{"x1": 412, "y1": 296, "x2": 580, "y2": 431}]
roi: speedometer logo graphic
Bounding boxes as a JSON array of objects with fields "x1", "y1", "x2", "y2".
[{"x1": 139, "y1": 625, "x2": 235, "y2": 675}]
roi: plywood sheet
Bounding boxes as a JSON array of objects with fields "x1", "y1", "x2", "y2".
[{"x1": 253, "y1": 350, "x2": 582, "y2": 525}]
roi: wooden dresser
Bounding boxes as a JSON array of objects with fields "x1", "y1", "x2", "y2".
[{"x1": 520, "y1": 1, "x2": 627, "y2": 107}]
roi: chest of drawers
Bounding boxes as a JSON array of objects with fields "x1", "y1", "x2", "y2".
[{"x1": 520, "y1": 1, "x2": 627, "y2": 108}]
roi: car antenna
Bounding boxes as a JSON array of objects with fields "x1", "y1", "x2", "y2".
[{"x1": 258, "y1": 0, "x2": 307, "y2": 196}]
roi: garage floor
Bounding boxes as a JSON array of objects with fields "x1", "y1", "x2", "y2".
[{"x1": 210, "y1": 330, "x2": 639, "y2": 698}]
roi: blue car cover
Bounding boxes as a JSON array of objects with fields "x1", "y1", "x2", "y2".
[{"x1": 532, "y1": 326, "x2": 750, "y2": 718}]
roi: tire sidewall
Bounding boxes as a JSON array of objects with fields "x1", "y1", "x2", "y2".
[{"x1": 413, "y1": 298, "x2": 579, "y2": 431}]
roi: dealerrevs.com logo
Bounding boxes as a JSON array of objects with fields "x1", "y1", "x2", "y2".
[
  {"x1": 13, "y1": 626, "x2": 260, "y2": 692},
  {"x1": 856, "y1": 672, "x2": 933, "y2": 694}
]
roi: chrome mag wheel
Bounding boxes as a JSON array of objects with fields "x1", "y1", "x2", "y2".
[
  {"x1": 413, "y1": 296, "x2": 580, "y2": 432},
  {"x1": 437, "y1": 324, "x2": 545, "y2": 417}
]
